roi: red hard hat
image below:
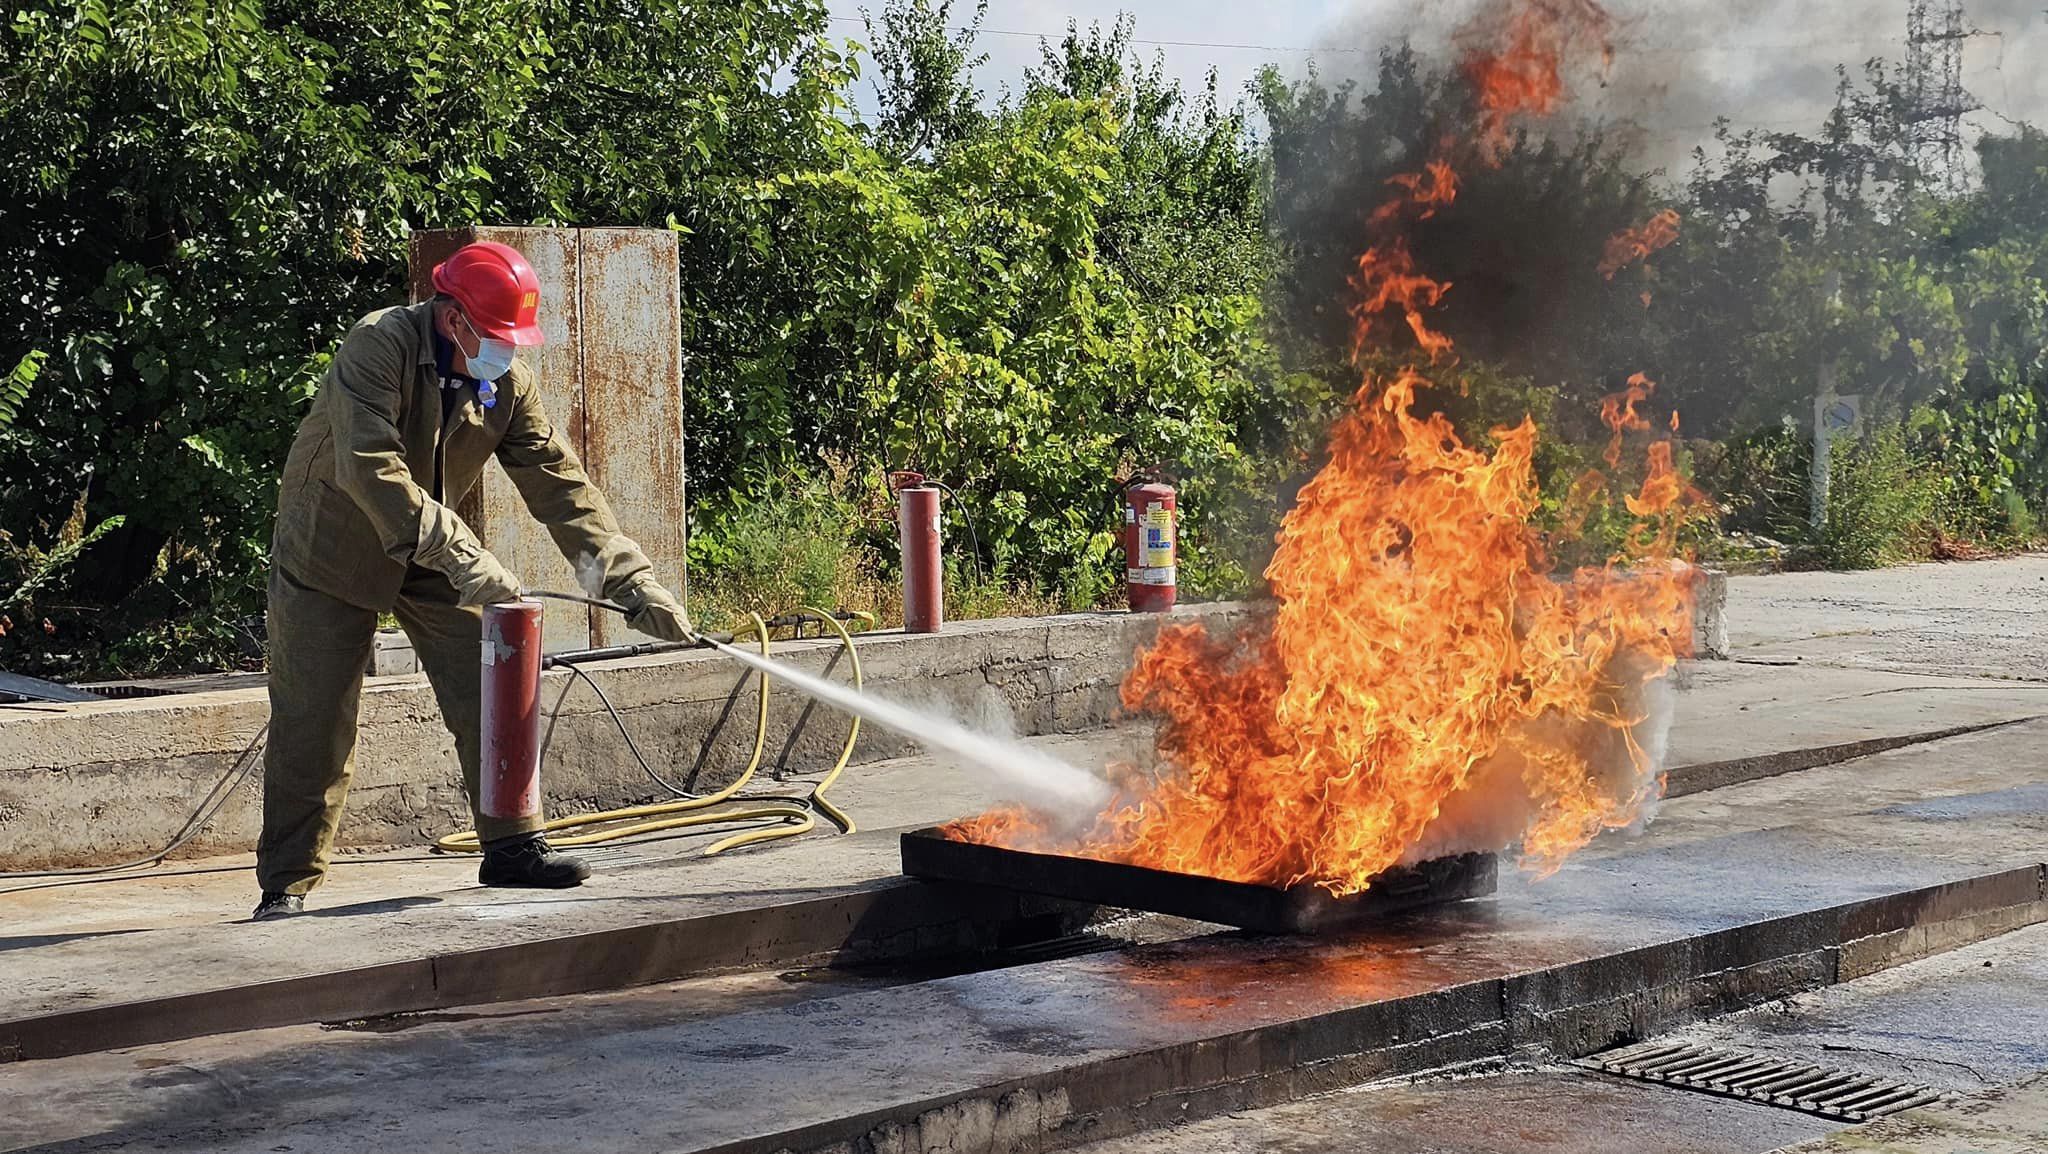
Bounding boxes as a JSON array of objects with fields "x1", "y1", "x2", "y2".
[{"x1": 431, "y1": 241, "x2": 546, "y2": 346}]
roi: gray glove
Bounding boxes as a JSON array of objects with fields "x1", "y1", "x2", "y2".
[
  {"x1": 451, "y1": 550, "x2": 525, "y2": 607},
  {"x1": 623, "y1": 581, "x2": 695, "y2": 642}
]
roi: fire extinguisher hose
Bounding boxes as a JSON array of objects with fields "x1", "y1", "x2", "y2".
[{"x1": 431, "y1": 607, "x2": 863, "y2": 856}]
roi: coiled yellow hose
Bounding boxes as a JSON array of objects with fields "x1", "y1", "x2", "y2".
[{"x1": 433, "y1": 608, "x2": 862, "y2": 857}]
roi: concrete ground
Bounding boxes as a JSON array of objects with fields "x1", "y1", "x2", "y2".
[
  {"x1": 2, "y1": 714, "x2": 2042, "y2": 1152},
  {"x1": 0, "y1": 726, "x2": 1153, "y2": 1035},
  {"x1": 1774, "y1": 1076, "x2": 2048, "y2": 1154},
  {"x1": 1726, "y1": 554, "x2": 2048, "y2": 680},
  {"x1": 4, "y1": 654, "x2": 2041, "y2": 1038},
  {"x1": 1069, "y1": 924, "x2": 2048, "y2": 1154},
  {"x1": 2, "y1": 558, "x2": 2046, "y2": 1153}
]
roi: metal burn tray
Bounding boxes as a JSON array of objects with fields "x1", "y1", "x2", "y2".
[{"x1": 900, "y1": 826, "x2": 1496, "y2": 935}]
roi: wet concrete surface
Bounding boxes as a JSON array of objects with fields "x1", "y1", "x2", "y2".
[
  {"x1": 1070, "y1": 924, "x2": 2048, "y2": 1154},
  {"x1": 1067, "y1": 1068, "x2": 1841, "y2": 1154},
  {"x1": 2, "y1": 753, "x2": 2041, "y2": 1154},
  {"x1": 5, "y1": 686, "x2": 2040, "y2": 1061}
]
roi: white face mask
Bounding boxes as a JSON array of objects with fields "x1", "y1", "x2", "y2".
[{"x1": 455, "y1": 311, "x2": 516, "y2": 383}]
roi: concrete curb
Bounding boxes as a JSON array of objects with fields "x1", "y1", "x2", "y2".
[
  {"x1": 1665, "y1": 717, "x2": 2040, "y2": 798},
  {"x1": 718, "y1": 865, "x2": 2048, "y2": 1154},
  {"x1": 0, "y1": 878, "x2": 1089, "y2": 1064},
  {"x1": 0, "y1": 606, "x2": 1251, "y2": 869}
]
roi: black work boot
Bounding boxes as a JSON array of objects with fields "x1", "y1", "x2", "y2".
[
  {"x1": 251, "y1": 892, "x2": 304, "y2": 921},
  {"x1": 478, "y1": 835, "x2": 590, "y2": 889}
]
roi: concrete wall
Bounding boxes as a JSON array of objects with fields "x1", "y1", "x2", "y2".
[{"x1": 0, "y1": 607, "x2": 1247, "y2": 870}]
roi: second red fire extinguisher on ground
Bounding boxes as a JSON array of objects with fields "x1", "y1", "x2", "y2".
[{"x1": 1122, "y1": 477, "x2": 1176, "y2": 613}]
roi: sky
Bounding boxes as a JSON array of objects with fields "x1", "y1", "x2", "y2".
[
  {"x1": 822, "y1": 0, "x2": 2048, "y2": 181},
  {"x1": 822, "y1": 0, "x2": 1358, "y2": 115}
]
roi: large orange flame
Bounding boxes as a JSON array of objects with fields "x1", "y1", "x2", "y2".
[
  {"x1": 949, "y1": 0, "x2": 1697, "y2": 896},
  {"x1": 1458, "y1": 0, "x2": 1615, "y2": 161}
]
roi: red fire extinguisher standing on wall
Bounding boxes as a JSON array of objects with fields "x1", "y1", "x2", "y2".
[
  {"x1": 1122, "y1": 476, "x2": 1176, "y2": 613},
  {"x1": 892, "y1": 471, "x2": 944, "y2": 633}
]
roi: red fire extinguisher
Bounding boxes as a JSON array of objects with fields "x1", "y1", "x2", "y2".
[
  {"x1": 480, "y1": 599, "x2": 545, "y2": 821},
  {"x1": 891, "y1": 471, "x2": 944, "y2": 633},
  {"x1": 1122, "y1": 476, "x2": 1176, "y2": 613}
]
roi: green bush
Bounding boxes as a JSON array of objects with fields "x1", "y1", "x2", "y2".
[
  {"x1": 0, "y1": 0, "x2": 1297, "y2": 675},
  {"x1": 944, "y1": 557, "x2": 1064, "y2": 620},
  {"x1": 0, "y1": 0, "x2": 844, "y2": 676},
  {"x1": 685, "y1": 464, "x2": 880, "y2": 630},
  {"x1": 1818, "y1": 429, "x2": 1939, "y2": 569},
  {"x1": 685, "y1": 461, "x2": 1072, "y2": 630},
  {"x1": 1697, "y1": 422, "x2": 1812, "y2": 546},
  {"x1": 707, "y1": 17, "x2": 1288, "y2": 610},
  {"x1": 1918, "y1": 387, "x2": 2045, "y2": 548}
]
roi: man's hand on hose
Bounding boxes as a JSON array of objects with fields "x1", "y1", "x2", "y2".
[
  {"x1": 623, "y1": 581, "x2": 696, "y2": 643},
  {"x1": 451, "y1": 551, "x2": 525, "y2": 607}
]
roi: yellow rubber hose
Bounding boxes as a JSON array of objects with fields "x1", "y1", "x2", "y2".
[
  {"x1": 794, "y1": 605, "x2": 861, "y2": 833},
  {"x1": 433, "y1": 609, "x2": 864, "y2": 857},
  {"x1": 698, "y1": 606, "x2": 863, "y2": 855},
  {"x1": 434, "y1": 613, "x2": 777, "y2": 852}
]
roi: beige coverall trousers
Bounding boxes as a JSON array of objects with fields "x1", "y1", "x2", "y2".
[{"x1": 254, "y1": 563, "x2": 543, "y2": 895}]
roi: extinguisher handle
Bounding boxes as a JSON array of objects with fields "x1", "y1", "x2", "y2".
[{"x1": 523, "y1": 588, "x2": 630, "y2": 615}]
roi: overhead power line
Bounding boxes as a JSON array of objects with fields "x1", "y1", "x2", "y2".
[{"x1": 827, "y1": 15, "x2": 1369, "y2": 53}]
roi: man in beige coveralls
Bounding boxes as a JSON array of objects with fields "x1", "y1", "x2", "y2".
[{"x1": 253, "y1": 241, "x2": 692, "y2": 920}]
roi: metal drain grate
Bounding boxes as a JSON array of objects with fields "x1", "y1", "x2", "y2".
[
  {"x1": 73, "y1": 682, "x2": 185, "y2": 700},
  {"x1": 1577, "y1": 1041, "x2": 1953, "y2": 1121},
  {"x1": 994, "y1": 931, "x2": 1125, "y2": 965}
]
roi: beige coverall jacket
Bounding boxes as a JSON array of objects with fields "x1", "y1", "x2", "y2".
[{"x1": 258, "y1": 300, "x2": 656, "y2": 895}]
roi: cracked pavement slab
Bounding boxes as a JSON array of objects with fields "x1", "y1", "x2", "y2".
[
  {"x1": 1769, "y1": 1074, "x2": 2048, "y2": 1154},
  {"x1": 1726, "y1": 556, "x2": 2048, "y2": 681},
  {"x1": 1666, "y1": 921, "x2": 2048, "y2": 1093}
]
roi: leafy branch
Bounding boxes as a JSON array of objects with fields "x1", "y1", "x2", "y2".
[
  {"x1": 1, "y1": 514, "x2": 126, "y2": 616},
  {"x1": 0, "y1": 350, "x2": 44, "y2": 430}
]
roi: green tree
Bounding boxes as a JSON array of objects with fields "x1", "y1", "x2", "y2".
[
  {"x1": 860, "y1": 0, "x2": 988, "y2": 160},
  {"x1": 689, "y1": 13, "x2": 1291, "y2": 602},
  {"x1": 0, "y1": 0, "x2": 841, "y2": 674}
]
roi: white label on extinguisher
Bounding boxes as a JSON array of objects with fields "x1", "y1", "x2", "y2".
[
  {"x1": 1138, "y1": 505, "x2": 1174, "y2": 568},
  {"x1": 1131, "y1": 565, "x2": 1176, "y2": 586}
]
